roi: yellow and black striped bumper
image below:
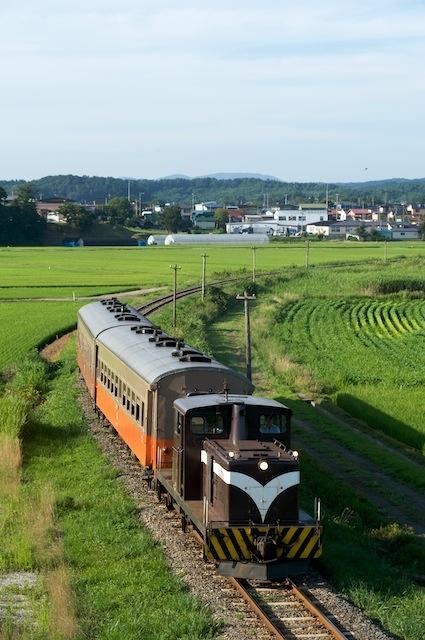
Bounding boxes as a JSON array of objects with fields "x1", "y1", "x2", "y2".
[{"x1": 206, "y1": 525, "x2": 322, "y2": 563}]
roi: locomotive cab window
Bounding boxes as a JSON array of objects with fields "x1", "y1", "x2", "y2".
[
  {"x1": 190, "y1": 413, "x2": 225, "y2": 436},
  {"x1": 259, "y1": 413, "x2": 286, "y2": 435}
]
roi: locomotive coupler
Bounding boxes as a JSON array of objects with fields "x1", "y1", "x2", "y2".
[{"x1": 254, "y1": 534, "x2": 277, "y2": 562}]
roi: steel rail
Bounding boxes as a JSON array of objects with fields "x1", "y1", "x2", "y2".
[
  {"x1": 228, "y1": 577, "x2": 287, "y2": 639},
  {"x1": 229, "y1": 577, "x2": 350, "y2": 640},
  {"x1": 136, "y1": 271, "x2": 275, "y2": 316},
  {"x1": 287, "y1": 579, "x2": 349, "y2": 639}
]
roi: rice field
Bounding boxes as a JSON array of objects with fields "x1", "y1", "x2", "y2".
[
  {"x1": 0, "y1": 301, "x2": 81, "y2": 371},
  {"x1": 256, "y1": 259, "x2": 425, "y2": 452},
  {"x1": 1, "y1": 242, "x2": 425, "y2": 297}
]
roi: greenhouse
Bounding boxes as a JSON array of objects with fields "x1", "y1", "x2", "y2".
[{"x1": 144, "y1": 233, "x2": 269, "y2": 246}]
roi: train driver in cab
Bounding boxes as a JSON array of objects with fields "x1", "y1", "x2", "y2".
[{"x1": 259, "y1": 414, "x2": 286, "y2": 435}]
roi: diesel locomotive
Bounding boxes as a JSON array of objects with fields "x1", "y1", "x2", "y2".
[{"x1": 77, "y1": 298, "x2": 322, "y2": 579}]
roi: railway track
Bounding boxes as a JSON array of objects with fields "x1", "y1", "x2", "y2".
[
  {"x1": 139, "y1": 281, "x2": 352, "y2": 640},
  {"x1": 229, "y1": 577, "x2": 352, "y2": 640},
  {"x1": 136, "y1": 271, "x2": 277, "y2": 316},
  {"x1": 137, "y1": 285, "x2": 202, "y2": 315}
]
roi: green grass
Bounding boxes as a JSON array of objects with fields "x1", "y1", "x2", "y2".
[
  {"x1": 22, "y1": 341, "x2": 218, "y2": 639},
  {"x1": 206, "y1": 301, "x2": 425, "y2": 640},
  {"x1": 1, "y1": 243, "x2": 425, "y2": 294},
  {"x1": 252, "y1": 258, "x2": 425, "y2": 453},
  {"x1": 0, "y1": 302, "x2": 82, "y2": 371}
]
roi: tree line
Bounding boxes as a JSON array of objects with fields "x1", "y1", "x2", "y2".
[
  {"x1": 0, "y1": 185, "x2": 46, "y2": 245},
  {"x1": 2, "y1": 174, "x2": 425, "y2": 207}
]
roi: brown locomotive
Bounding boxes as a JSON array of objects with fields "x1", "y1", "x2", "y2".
[{"x1": 77, "y1": 298, "x2": 322, "y2": 579}]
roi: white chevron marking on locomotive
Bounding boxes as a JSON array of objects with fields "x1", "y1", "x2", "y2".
[{"x1": 201, "y1": 451, "x2": 299, "y2": 522}]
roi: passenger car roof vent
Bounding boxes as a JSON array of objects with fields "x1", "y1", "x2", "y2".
[
  {"x1": 155, "y1": 340, "x2": 178, "y2": 348},
  {"x1": 150, "y1": 335, "x2": 177, "y2": 344},
  {"x1": 179, "y1": 354, "x2": 212, "y2": 363},
  {"x1": 114, "y1": 314, "x2": 140, "y2": 322},
  {"x1": 172, "y1": 347, "x2": 200, "y2": 358},
  {"x1": 131, "y1": 324, "x2": 156, "y2": 333},
  {"x1": 136, "y1": 327, "x2": 160, "y2": 335}
]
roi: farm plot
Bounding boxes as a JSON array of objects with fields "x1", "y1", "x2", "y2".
[
  {"x1": 262, "y1": 291, "x2": 425, "y2": 452},
  {"x1": 1, "y1": 243, "x2": 425, "y2": 297},
  {"x1": 0, "y1": 301, "x2": 81, "y2": 371}
]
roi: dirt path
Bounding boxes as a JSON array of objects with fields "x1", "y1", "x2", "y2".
[
  {"x1": 40, "y1": 331, "x2": 75, "y2": 362},
  {"x1": 294, "y1": 418, "x2": 425, "y2": 535},
  {"x1": 0, "y1": 286, "x2": 166, "y2": 303},
  {"x1": 314, "y1": 404, "x2": 424, "y2": 472}
]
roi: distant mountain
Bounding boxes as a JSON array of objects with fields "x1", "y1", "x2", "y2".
[
  {"x1": 202, "y1": 172, "x2": 280, "y2": 181},
  {"x1": 162, "y1": 172, "x2": 280, "y2": 181},
  {"x1": 162, "y1": 174, "x2": 192, "y2": 180}
]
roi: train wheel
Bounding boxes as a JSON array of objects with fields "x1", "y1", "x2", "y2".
[
  {"x1": 165, "y1": 495, "x2": 174, "y2": 511},
  {"x1": 181, "y1": 515, "x2": 187, "y2": 533}
]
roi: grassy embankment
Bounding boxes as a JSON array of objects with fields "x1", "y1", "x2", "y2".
[
  {"x1": 1, "y1": 345, "x2": 219, "y2": 639},
  {"x1": 0, "y1": 353, "x2": 78, "y2": 639},
  {"x1": 151, "y1": 273, "x2": 425, "y2": 640}
]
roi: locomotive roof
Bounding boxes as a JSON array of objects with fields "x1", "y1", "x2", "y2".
[
  {"x1": 78, "y1": 300, "x2": 253, "y2": 390},
  {"x1": 174, "y1": 394, "x2": 291, "y2": 414}
]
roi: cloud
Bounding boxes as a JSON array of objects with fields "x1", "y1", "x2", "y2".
[{"x1": 1, "y1": 1, "x2": 424, "y2": 181}]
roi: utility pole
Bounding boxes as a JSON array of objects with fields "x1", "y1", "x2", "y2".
[
  {"x1": 325, "y1": 184, "x2": 329, "y2": 210},
  {"x1": 305, "y1": 239, "x2": 310, "y2": 268},
  {"x1": 251, "y1": 246, "x2": 257, "y2": 283},
  {"x1": 138, "y1": 192, "x2": 144, "y2": 216},
  {"x1": 127, "y1": 180, "x2": 131, "y2": 202},
  {"x1": 170, "y1": 264, "x2": 181, "y2": 328},
  {"x1": 201, "y1": 253, "x2": 208, "y2": 301},
  {"x1": 236, "y1": 290, "x2": 256, "y2": 381}
]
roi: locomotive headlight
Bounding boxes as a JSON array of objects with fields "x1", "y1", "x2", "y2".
[
  {"x1": 292, "y1": 450, "x2": 299, "y2": 459},
  {"x1": 258, "y1": 460, "x2": 269, "y2": 471},
  {"x1": 228, "y1": 451, "x2": 235, "y2": 458}
]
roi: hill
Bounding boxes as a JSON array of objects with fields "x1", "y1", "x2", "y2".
[{"x1": 1, "y1": 174, "x2": 425, "y2": 206}]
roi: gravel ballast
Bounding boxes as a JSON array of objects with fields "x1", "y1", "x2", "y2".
[{"x1": 79, "y1": 380, "x2": 395, "y2": 640}]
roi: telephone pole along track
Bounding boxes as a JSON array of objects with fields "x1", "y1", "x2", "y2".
[{"x1": 229, "y1": 578, "x2": 352, "y2": 640}]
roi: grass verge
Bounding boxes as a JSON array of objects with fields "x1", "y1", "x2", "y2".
[
  {"x1": 22, "y1": 340, "x2": 218, "y2": 640},
  {"x1": 0, "y1": 352, "x2": 77, "y2": 639}
]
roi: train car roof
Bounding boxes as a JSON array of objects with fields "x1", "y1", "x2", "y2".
[
  {"x1": 78, "y1": 299, "x2": 148, "y2": 337},
  {"x1": 174, "y1": 394, "x2": 292, "y2": 414},
  {"x1": 78, "y1": 300, "x2": 253, "y2": 390}
]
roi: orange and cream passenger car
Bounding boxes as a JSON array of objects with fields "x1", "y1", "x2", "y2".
[{"x1": 77, "y1": 298, "x2": 253, "y2": 471}]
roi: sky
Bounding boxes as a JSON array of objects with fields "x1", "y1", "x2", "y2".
[{"x1": 1, "y1": 0, "x2": 424, "y2": 182}]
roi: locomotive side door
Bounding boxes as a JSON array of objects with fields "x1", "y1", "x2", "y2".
[{"x1": 172, "y1": 410, "x2": 184, "y2": 496}]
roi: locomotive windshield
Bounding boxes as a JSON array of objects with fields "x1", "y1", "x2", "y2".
[
  {"x1": 189, "y1": 406, "x2": 231, "y2": 437},
  {"x1": 259, "y1": 413, "x2": 286, "y2": 435},
  {"x1": 245, "y1": 407, "x2": 291, "y2": 446},
  {"x1": 190, "y1": 414, "x2": 225, "y2": 436}
]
